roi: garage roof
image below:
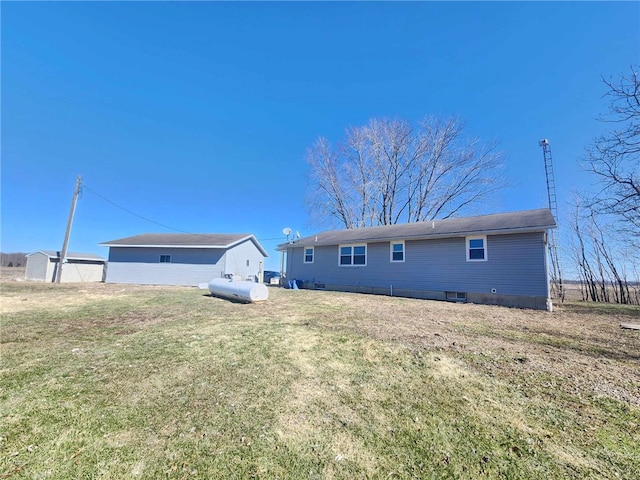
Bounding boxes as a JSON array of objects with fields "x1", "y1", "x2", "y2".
[
  {"x1": 100, "y1": 233, "x2": 268, "y2": 257},
  {"x1": 28, "y1": 250, "x2": 107, "y2": 262}
]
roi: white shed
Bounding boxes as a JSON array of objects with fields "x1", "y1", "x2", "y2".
[{"x1": 25, "y1": 250, "x2": 107, "y2": 283}]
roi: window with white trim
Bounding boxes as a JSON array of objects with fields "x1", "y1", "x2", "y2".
[
  {"x1": 339, "y1": 244, "x2": 367, "y2": 266},
  {"x1": 304, "y1": 247, "x2": 314, "y2": 263},
  {"x1": 160, "y1": 254, "x2": 171, "y2": 263},
  {"x1": 390, "y1": 241, "x2": 405, "y2": 262},
  {"x1": 466, "y1": 236, "x2": 487, "y2": 261}
]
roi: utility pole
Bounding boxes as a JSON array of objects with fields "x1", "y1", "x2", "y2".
[{"x1": 56, "y1": 175, "x2": 82, "y2": 284}]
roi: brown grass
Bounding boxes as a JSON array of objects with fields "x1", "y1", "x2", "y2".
[{"x1": 298, "y1": 290, "x2": 640, "y2": 407}]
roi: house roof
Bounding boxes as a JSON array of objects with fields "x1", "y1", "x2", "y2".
[
  {"x1": 100, "y1": 233, "x2": 269, "y2": 257},
  {"x1": 27, "y1": 250, "x2": 107, "y2": 262},
  {"x1": 277, "y1": 208, "x2": 556, "y2": 250}
]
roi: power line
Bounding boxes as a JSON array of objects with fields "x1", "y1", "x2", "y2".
[
  {"x1": 83, "y1": 184, "x2": 287, "y2": 242},
  {"x1": 82, "y1": 185, "x2": 190, "y2": 233}
]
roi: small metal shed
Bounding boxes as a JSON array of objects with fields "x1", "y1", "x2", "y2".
[{"x1": 25, "y1": 250, "x2": 107, "y2": 283}]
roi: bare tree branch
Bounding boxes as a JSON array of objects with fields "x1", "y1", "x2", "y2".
[
  {"x1": 306, "y1": 116, "x2": 505, "y2": 229},
  {"x1": 584, "y1": 66, "x2": 640, "y2": 245},
  {"x1": 568, "y1": 198, "x2": 639, "y2": 305}
]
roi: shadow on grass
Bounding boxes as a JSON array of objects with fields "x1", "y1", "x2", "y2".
[
  {"x1": 562, "y1": 301, "x2": 640, "y2": 318},
  {"x1": 201, "y1": 293, "x2": 252, "y2": 305},
  {"x1": 528, "y1": 336, "x2": 640, "y2": 362},
  {"x1": 460, "y1": 323, "x2": 640, "y2": 362}
]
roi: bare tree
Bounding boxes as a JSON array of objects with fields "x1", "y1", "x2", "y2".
[
  {"x1": 584, "y1": 66, "x2": 640, "y2": 243},
  {"x1": 306, "y1": 116, "x2": 504, "y2": 228},
  {"x1": 568, "y1": 198, "x2": 639, "y2": 305},
  {"x1": 569, "y1": 203, "x2": 600, "y2": 302}
]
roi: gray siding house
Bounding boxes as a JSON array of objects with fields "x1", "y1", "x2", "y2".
[
  {"x1": 278, "y1": 209, "x2": 556, "y2": 310},
  {"x1": 25, "y1": 250, "x2": 107, "y2": 283},
  {"x1": 101, "y1": 233, "x2": 268, "y2": 286}
]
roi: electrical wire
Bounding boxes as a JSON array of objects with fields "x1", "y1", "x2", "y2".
[
  {"x1": 82, "y1": 184, "x2": 288, "y2": 242},
  {"x1": 82, "y1": 185, "x2": 190, "y2": 233}
]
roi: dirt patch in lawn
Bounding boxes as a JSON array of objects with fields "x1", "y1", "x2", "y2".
[{"x1": 296, "y1": 290, "x2": 640, "y2": 408}]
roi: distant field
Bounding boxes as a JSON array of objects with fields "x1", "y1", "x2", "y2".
[
  {"x1": 1, "y1": 279, "x2": 638, "y2": 479},
  {"x1": 0, "y1": 266, "x2": 25, "y2": 281},
  {"x1": 561, "y1": 282, "x2": 640, "y2": 305}
]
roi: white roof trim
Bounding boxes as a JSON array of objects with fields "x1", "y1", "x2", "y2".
[
  {"x1": 100, "y1": 244, "x2": 230, "y2": 249},
  {"x1": 26, "y1": 250, "x2": 107, "y2": 261},
  {"x1": 100, "y1": 235, "x2": 269, "y2": 257}
]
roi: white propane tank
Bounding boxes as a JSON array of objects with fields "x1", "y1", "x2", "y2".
[{"x1": 208, "y1": 278, "x2": 269, "y2": 303}]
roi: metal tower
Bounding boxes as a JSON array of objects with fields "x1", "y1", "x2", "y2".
[{"x1": 539, "y1": 139, "x2": 564, "y2": 302}]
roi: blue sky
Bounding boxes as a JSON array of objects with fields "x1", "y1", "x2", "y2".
[{"x1": 2, "y1": 1, "x2": 638, "y2": 271}]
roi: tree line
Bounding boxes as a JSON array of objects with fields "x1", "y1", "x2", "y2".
[{"x1": 1, "y1": 253, "x2": 27, "y2": 268}]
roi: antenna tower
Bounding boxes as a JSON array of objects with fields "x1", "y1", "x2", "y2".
[{"x1": 539, "y1": 139, "x2": 564, "y2": 302}]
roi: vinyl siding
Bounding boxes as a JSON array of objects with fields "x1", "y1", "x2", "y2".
[
  {"x1": 105, "y1": 240, "x2": 266, "y2": 286},
  {"x1": 106, "y1": 247, "x2": 225, "y2": 286},
  {"x1": 222, "y1": 238, "x2": 265, "y2": 280},
  {"x1": 286, "y1": 232, "x2": 548, "y2": 297}
]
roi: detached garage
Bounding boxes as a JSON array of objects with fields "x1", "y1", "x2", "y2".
[
  {"x1": 25, "y1": 250, "x2": 107, "y2": 283},
  {"x1": 100, "y1": 233, "x2": 268, "y2": 286}
]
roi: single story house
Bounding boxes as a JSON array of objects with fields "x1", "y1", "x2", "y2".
[
  {"x1": 100, "y1": 233, "x2": 268, "y2": 286},
  {"x1": 25, "y1": 250, "x2": 107, "y2": 283},
  {"x1": 277, "y1": 208, "x2": 556, "y2": 310}
]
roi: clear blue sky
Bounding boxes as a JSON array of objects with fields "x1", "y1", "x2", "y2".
[{"x1": 2, "y1": 1, "x2": 638, "y2": 271}]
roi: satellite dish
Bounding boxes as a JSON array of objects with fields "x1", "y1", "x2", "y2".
[
  {"x1": 295, "y1": 231, "x2": 301, "y2": 239},
  {"x1": 282, "y1": 227, "x2": 292, "y2": 236}
]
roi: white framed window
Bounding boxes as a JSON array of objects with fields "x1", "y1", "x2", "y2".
[
  {"x1": 304, "y1": 247, "x2": 314, "y2": 264},
  {"x1": 339, "y1": 244, "x2": 367, "y2": 266},
  {"x1": 160, "y1": 254, "x2": 171, "y2": 263},
  {"x1": 466, "y1": 236, "x2": 487, "y2": 261},
  {"x1": 390, "y1": 241, "x2": 405, "y2": 262}
]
